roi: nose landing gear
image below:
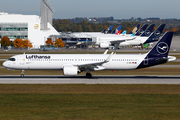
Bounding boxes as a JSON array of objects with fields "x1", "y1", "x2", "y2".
[{"x1": 21, "y1": 70, "x2": 24, "y2": 77}]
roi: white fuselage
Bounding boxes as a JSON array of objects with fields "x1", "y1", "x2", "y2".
[
  {"x1": 72, "y1": 33, "x2": 135, "y2": 45},
  {"x1": 3, "y1": 54, "x2": 146, "y2": 70}
]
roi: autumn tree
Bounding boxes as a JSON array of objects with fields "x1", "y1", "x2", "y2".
[
  {"x1": 14, "y1": 38, "x2": 23, "y2": 49},
  {"x1": 171, "y1": 28, "x2": 178, "y2": 33},
  {"x1": 1, "y1": 36, "x2": 11, "y2": 49},
  {"x1": 45, "y1": 38, "x2": 53, "y2": 46},
  {"x1": 22, "y1": 39, "x2": 33, "y2": 49},
  {"x1": 54, "y1": 38, "x2": 65, "y2": 48}
]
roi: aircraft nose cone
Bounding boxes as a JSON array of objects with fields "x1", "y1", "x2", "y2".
[{"x1": 3, "y1": 62, "x2": 8, "y2": 68}]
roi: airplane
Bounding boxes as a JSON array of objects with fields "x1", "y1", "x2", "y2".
[
  {"x1": 134, "y1": 24, "x2": 148, "y2": 36},
  {"x1": 119, "y1": 30, "x2": 127, "y2": 36},
  {"x1": 129, "y1": 24, "x2": 141, "y2": 34},
  {"x1": 119, "y1": 24, "x2": 165, "y2": 47},
  {"x1": 95, "y1": 24, "x2": 154, "y2": 48},
  {"x1": 104, "y1": 25, "x2": 114, "y2": 34},
  {"x1": 3, "y1": 32, "x2": 176, "y2": 78},
  {"x1": 125, "y1": 24, "x2": 154, "y2": 37},
  {"x1": 111, "y1": 25, "x2": 122, "y2": 34},
  {"x1": 73, "y1": 24, "x2": 142, "y2": 48},
  {"x1": 115, "y1": 24, "x2": 140, "y2": 35}
]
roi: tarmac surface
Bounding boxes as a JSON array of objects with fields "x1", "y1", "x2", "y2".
[{"x1": 0, "y1": 75, "x2": 180, "y2": 84}]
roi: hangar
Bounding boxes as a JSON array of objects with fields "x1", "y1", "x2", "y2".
[{"x1": 0, "y1": 0, "x2": 59, "y2": 49}]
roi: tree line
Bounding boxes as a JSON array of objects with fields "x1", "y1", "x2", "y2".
[
  {"x1": 45, "y1": 38, "x2": 65, "y2": 48},
  {"x1": 53, "y1": 19, "x2": 140, "y2": 33},
  {"x1": 0, "y1": 36, "x2": 32, "y2": 49},
  {"x1": 0, "y1": 36, "x2": 65, "y2": 49},
  {"x1": 53, "y1": 19, "x2": 180, "y2": 35}
]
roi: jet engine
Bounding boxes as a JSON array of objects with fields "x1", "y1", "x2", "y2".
[
  {"x1": 63, "y1": 66, "x2": 78, "y2": 76},
  {"x1": 99, "y1": 42, "x2": 110, "y2": 48},
  {"x1": 119, "y1": 42, "x2": 130, "y2": 46}
]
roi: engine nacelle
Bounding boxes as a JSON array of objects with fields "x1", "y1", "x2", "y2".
[
  {"x1": 119, "y1": 42, "x2": 130, "y2": 46},
  {"x1": 63, "y1": 66, "x2": 78, "y2": 76},
  {"x1": 100, "y1": 42, "x2": 110, "y2": 48}
]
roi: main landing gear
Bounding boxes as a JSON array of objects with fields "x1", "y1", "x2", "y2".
[
  {"x1": 86, "y1": 73, "x2": 92, "y2": 78},
  {"x1": 21, "y1": 70, "x2": 24, "y2": 77}
]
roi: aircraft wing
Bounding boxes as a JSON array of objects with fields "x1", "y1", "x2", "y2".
[
  {"x1": 74, "y1": 52, "x2": 113, "y2": 70},
  {"x1": 109, "y1": 37, "x2": 136, "y2": 44}
]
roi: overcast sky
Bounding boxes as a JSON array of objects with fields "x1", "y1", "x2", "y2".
[{"x1": 0, "y1": 0, "x2": 180, "y2": 19}]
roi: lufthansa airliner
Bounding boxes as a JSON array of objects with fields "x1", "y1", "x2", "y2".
[{"x1": 3, "y1": 32, "x2": 176, "y2": 78}]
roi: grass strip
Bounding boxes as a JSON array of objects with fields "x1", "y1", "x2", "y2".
[{"x1": 0, "y1": 84, "x2": 180, "y2": 120}]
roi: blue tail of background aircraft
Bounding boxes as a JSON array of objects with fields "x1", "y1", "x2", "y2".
[
  {"x1": 144, "y1": 24, "x2": 165, "y2": 44},
  {"x1": 129, "y1": 24, "x2": 140, "y2": 34},
  {"x1": 137, "y1": 32, "x2": 173, "y2": 69},
  {"x1": 135, "y1": 24, "x2": 148, "y2": 36},
  {"x1": 140, "y1": 24, "x2": 155, "y2": 37},
  {"x1": 101, "y1": 29, "x2": 105, "y2": 33},
  {"x1": 103, "y1": 25, "x2": 113, "y2": 34},
  {"x1": 112, "y1": 25, "x2": 122, "y2": 34}
]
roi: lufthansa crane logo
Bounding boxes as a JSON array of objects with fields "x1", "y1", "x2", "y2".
[
  {"x1": 154, "y1": 30, "x2": 161, "y2": 37},
  {"x1": 156, "y1": 42, "x2": 169, "y2": 54},
  {"x1": 138, "y1": 29, "x2": 144, "y2": 34},
  {"x1": 145, "y1": 30, "x2": 150, "y2": 36},
  {"x1": 34, "y1": 24, "x2": 39, "y2": 29}
]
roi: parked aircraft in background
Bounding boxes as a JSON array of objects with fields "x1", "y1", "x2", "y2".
[
  {"x1": 104, "y1": 25, "x2": 113, "y2": 34},
  {"x1": 129, "y1": 24, "x2": 141, "y2": 34},
  {"x1": 72, "y1": 24, "x2": 142, "y2": 48},
  {"x1": 119, "y1": 24, "x2": 165, "y2": 47},
  {"x1": 3, "y1": 32, "x2": 176, "y2": 78},
  {"x1": 94, "y1": 24, "x2": 156, "y2": 48},
  {"x1": 111, "y1": 25, "x2": 122, "y2": 34}
]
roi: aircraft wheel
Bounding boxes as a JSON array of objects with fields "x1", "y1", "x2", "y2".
[
  {"x1": 86, "y1": 73, "x2": 92, "y2": 78},
  {"x1": 21, "y1": 74, "x2": 24, "y2": 78}
]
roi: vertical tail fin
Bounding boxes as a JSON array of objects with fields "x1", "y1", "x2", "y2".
[
  {"x1": 147, "y1": 32, "x2": 173, "y2": 58},
  {"x1": 140, "y1": 24, "x2": 155, "y2": 37},
  {"x1": 116, "y1": 30, "x2": 122, "y2": 35},
  {"x1": 112, "y1": 25, "x2": 122, "y2": 34},
  {"x1": 129, "y1": 24, "x2": 140, "y2": 34},
  {"x1": 137, "y1": 32, "x2": 174, "y2": 69},
  {"x1": 105, "y1": 25, "x2": 113, "y2": 34},
  {"x1": 120, "y1": 30, "x2": 127, "y2": 36},
  {"x1": 144, "y1": 24, "x2": 165, "y2": 44},
  {"x1": 135, "y1": 24, "x2": 148, "y2": 36}
]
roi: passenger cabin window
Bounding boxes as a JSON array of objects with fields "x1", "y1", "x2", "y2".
[{"x1": 8, "y1": 58, "x2": 16, "y2": 61}]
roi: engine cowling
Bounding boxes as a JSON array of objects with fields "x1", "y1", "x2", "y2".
[
  {"x1": 63, "y1": 66, "x2": 78, "y2": 76},
  {"x1": 119, "y1": 42, "x2": 130, "y2": 46},
  {"x1": 100, "y1": 42, "x2": 110, "y2": 48}
]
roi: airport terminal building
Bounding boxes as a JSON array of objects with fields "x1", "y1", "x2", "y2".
[{"x1": 0, "y1": 0, "x2": 60, "y2": 49}]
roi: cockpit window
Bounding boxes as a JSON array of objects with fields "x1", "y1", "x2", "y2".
[{"x1": 8, "y1": 58, "x2": 16, "y2": 61}]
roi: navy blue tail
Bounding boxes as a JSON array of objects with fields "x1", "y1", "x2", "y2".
[
  {"x1": 144, "y1": 24, "x2": 165, "y2": 44},
  {"x1": 105, "y1": 25, "x2": 113, "y2": 34},
  {"x1": 135, "y1": 24, "x2": 148, "y2": 36},
  {"x1": 140, "y1": 24, "x2": 155, "y2": 37},
  {"x1": 147, "y1": 32, "x2": 173, "y2": 58},
  {"x1": 137, "y1": 32, "x2": 173, "y2": 69}
]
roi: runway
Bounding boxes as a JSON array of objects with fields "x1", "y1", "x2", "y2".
[{"x1": 0, "y1": 75, "x2": 180, "y2": 84}]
